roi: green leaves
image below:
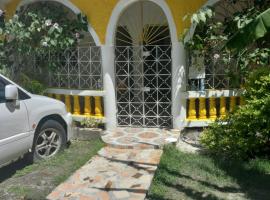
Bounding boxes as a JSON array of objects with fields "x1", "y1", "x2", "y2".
[
  {"x1": 0, "y1": 2, "x2": 89, "y2": 82},
  {"x1": 191, "y1": 7, "x2": 213, "y2": 24},
  {"x1": 227, "y1": 8, "x2": 270, "y2": 51},
  {"x1": 201, "y1": 67, "x2": 270, "y2": 159},
  {"x1": 186, "y1": 1, "x2": 270, "y2": 86}
]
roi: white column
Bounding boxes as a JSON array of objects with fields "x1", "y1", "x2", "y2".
[
  {"x1": 171, "y1": 42, "x2": 187, "y2": 129},
  {"x1": 101, "y1": 45, "x2": 117, "y2": 130}
]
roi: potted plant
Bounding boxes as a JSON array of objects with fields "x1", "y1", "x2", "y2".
[{"x1": 73, "y1": 118, "x2": 104, "y2": 140}]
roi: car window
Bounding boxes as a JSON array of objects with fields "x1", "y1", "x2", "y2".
[
  {"x1": 0, "y1": 76, "x2": 30, "y2": 102},
  {"x1": 0, "y1": 77, "x2": 7, "y2": 103},
  {"x1": 18, "y1": 89, "x2": 30, "y2": 100}
]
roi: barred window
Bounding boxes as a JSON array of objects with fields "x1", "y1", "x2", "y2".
[
  {"x1": 48, "y1": 46, "x2": 103, "y2": 90},
  {"x1": 187, "y1": 0, "x2": 253, "y2": 91}
]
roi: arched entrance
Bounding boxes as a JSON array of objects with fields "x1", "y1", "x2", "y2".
[{"x1": 114, "y1": 1, "x2": 172, "y2": 128}]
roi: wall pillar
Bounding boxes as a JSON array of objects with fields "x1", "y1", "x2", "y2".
[
  {"x1": 220, "y1": 96, "x2": 227, "y2": 118},
  {"x1": 199, "y1": 98, "x2": 207, "y2": 119},
  {"x1": 84, "y1": 96, "x2": 92, "y2": 116},
  {"x1": 101, "y1": 45, "x2": 117, "y2": 130},
  {"x1": 209, "y1": 97, "x2": 217, "y2": 120},
  {"x1": 172, "y1": 42, "x2": 187, "y2": 129},
  {"x1": 188, "y1": 98, "x2": 196, "y2": 120}
]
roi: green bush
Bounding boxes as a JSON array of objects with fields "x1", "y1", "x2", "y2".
[
  {"x1": 79, "y1": 118, "x2": 103, "y2": 129},
  {"x1": 200, "y1": 67, "x2": 270, "y2": 159},
  {"x1": 20, "y1": 73, "x2": 46, "y2": 95}
]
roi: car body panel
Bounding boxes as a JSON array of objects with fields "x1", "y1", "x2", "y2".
[
  {"x1": 0, "y1": 131, "x2": 34, "y2": 168},
  {"x1": 23, "y1": 95, "x2": 74, "y2": 141},
  {"x1": 0, "y1": 100, "x2": 32, "y2": 167},
  {"x1": 0, "y1": 100, "x2": 30, "y2": 140},
  {"x1": 0, "y1": 74, "x2": 73, "y2": 168}
]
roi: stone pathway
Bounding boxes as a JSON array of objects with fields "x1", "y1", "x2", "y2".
[
  {"x1": 47, "y1": 128, "x2": 180, "y2": 200},
  {"x1": 102, "y1": 128, "x2": 179, "y2": 149}
]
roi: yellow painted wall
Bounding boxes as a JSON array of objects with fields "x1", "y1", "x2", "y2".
[
  {"x1": 4, "y1": 0, "x2": 20, "y2": 18},
  {"x1": 166, "y1": 0, "x2": 206, "y2": 37},
  {"x1": 69, "y1": 0, "x2": 118, "y2": 44},
  {"x1": 4, "y1": 0, "x2": 207, "y2": 44}
]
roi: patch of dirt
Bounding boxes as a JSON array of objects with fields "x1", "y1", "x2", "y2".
[
  {"x1": 0, "y1": 139, "x2": 104, "y2": 200},
  {"x1": 0, "y1": 159, "x2": 55, "y2": 200}
]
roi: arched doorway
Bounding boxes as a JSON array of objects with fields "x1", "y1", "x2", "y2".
[{"x1": 114, "y1": 1, "x2": 172, "y2": 128}]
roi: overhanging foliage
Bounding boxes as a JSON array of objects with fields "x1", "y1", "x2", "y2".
[{"x1": 227, "y1": 8, "x2": 270, "y2": 51}]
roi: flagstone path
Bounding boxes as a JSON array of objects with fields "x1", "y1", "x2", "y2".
[{"x1": 47, "y1": 128, "x2": 180, "y2": 200}]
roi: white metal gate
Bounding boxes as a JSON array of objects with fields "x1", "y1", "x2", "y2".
[{"x1": 115, "y1": 45, "x2": 172, "y2": 128}]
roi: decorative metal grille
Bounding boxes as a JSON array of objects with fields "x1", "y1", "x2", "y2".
[
  {"x1": 115, "y1": 45, "x2": 172, "y2": 128},
  {"x1": 48, "y1": 46, "x2": 103, "y2": 90},
  {"x1": 187, "y1": 55, "x2": 231, "y2": 91}
]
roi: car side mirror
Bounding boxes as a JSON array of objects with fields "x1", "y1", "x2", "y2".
[{"x1": 5, "y1": 84, "x2": 18, "y2": 101}]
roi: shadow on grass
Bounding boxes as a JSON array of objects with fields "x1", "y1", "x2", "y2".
[
  {"x1": 211, "y1": 157, "x2": 270, "y2": 200},
  {"x1": 155, "y1": 175, "x2": 221, "y2": 200},
  {"x1": 0, "y1": 142, "x2": 72, "y2": 183},
  {"x1": 164, "y1": 168, "x2": 241, "y2": 193},
  {"x1": 0, "y1": 157, "x2": 32, "y2": 183},
  {"x1": 148, "y1": 145, "x2": 270, "y2": 200}
]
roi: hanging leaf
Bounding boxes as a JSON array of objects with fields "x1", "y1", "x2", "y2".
[
  {"x1": 199, "y1": 12, "x2": 206, "y2": 23},
  {"x1": 226, "y1": 8, "x2": 270, "y2": 51},
  {"x1": 191, "y1": 14, "x2": 199, "y2": 24}
]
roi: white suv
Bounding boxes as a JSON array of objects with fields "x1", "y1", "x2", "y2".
[{"x1": 0, "y1": 74, "x2": 73, "y2": 168}]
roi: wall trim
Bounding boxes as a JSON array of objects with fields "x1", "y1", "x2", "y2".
[
  {"x1": 46, "y1": 88, "x2": 105, "y2": 97},
  {"x1": 186, "y1": 89, "x2": 244, "y2": 98}
]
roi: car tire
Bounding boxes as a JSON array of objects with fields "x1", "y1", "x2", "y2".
[{"x1": 33, "y1": 120, "x2": 67, "y2": 161}]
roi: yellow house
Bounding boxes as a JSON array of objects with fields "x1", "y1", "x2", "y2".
[{"x1": 0, "y1": 0, "x2": 243, "y2": 129}]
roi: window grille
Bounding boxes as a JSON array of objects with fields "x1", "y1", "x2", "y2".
[
  {"x1": 186, "y1": 0, "x2": 253, "y2": 91},
  {"x1": 48, "y1": 46, "x2": 103, "y2": 90}
]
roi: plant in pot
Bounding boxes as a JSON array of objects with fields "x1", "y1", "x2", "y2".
[{"x1": 74, "y1": 118, "x2": 103, "y2": 141}]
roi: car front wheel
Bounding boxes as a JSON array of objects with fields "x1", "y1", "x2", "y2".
[{"x1": 33, "y1": 120, "x2": 67, "y2": 161}]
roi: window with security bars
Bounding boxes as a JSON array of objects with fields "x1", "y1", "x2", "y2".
[
  {"x1": 186, "y1": 0, "x2": 253, "y2": 91},
  {"x1": 48, "y1": 46, "x2": 103, "y2": 90},
  {"x1": 187, "y1": 53, "x2": 234, "y2": 91}
]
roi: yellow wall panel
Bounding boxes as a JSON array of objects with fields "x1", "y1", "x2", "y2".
[
  {"x1": 166, "y1": 0, "x2": 206, "y2": 38},
  {"x1": 4, "y1": 0, "x2": 20, "y2": 17},
  {"x1": 69, "y1": 0, "x2": 118, "y2": 44}
]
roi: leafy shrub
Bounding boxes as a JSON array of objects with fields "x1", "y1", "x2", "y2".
[
  {"x1": 200, "y1": 67, "x2": 270, "y2": 159},
  {"x1": 0, "y1": 4, "x2": 88, "y2": 83},
  {"x1": 20, "y1": 73, "x2": 46, "y2": 95},
  {"x1": 79, "y1": 118, "x2": 103, "y2": 129}
]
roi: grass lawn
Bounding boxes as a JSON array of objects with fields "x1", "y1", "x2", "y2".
[
  {"x1": 0, "y1": 138, "x2": 104, "y2": 200},
  {"x1": 148, "y1": 145, "x2": 270, "y2": 200}
]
